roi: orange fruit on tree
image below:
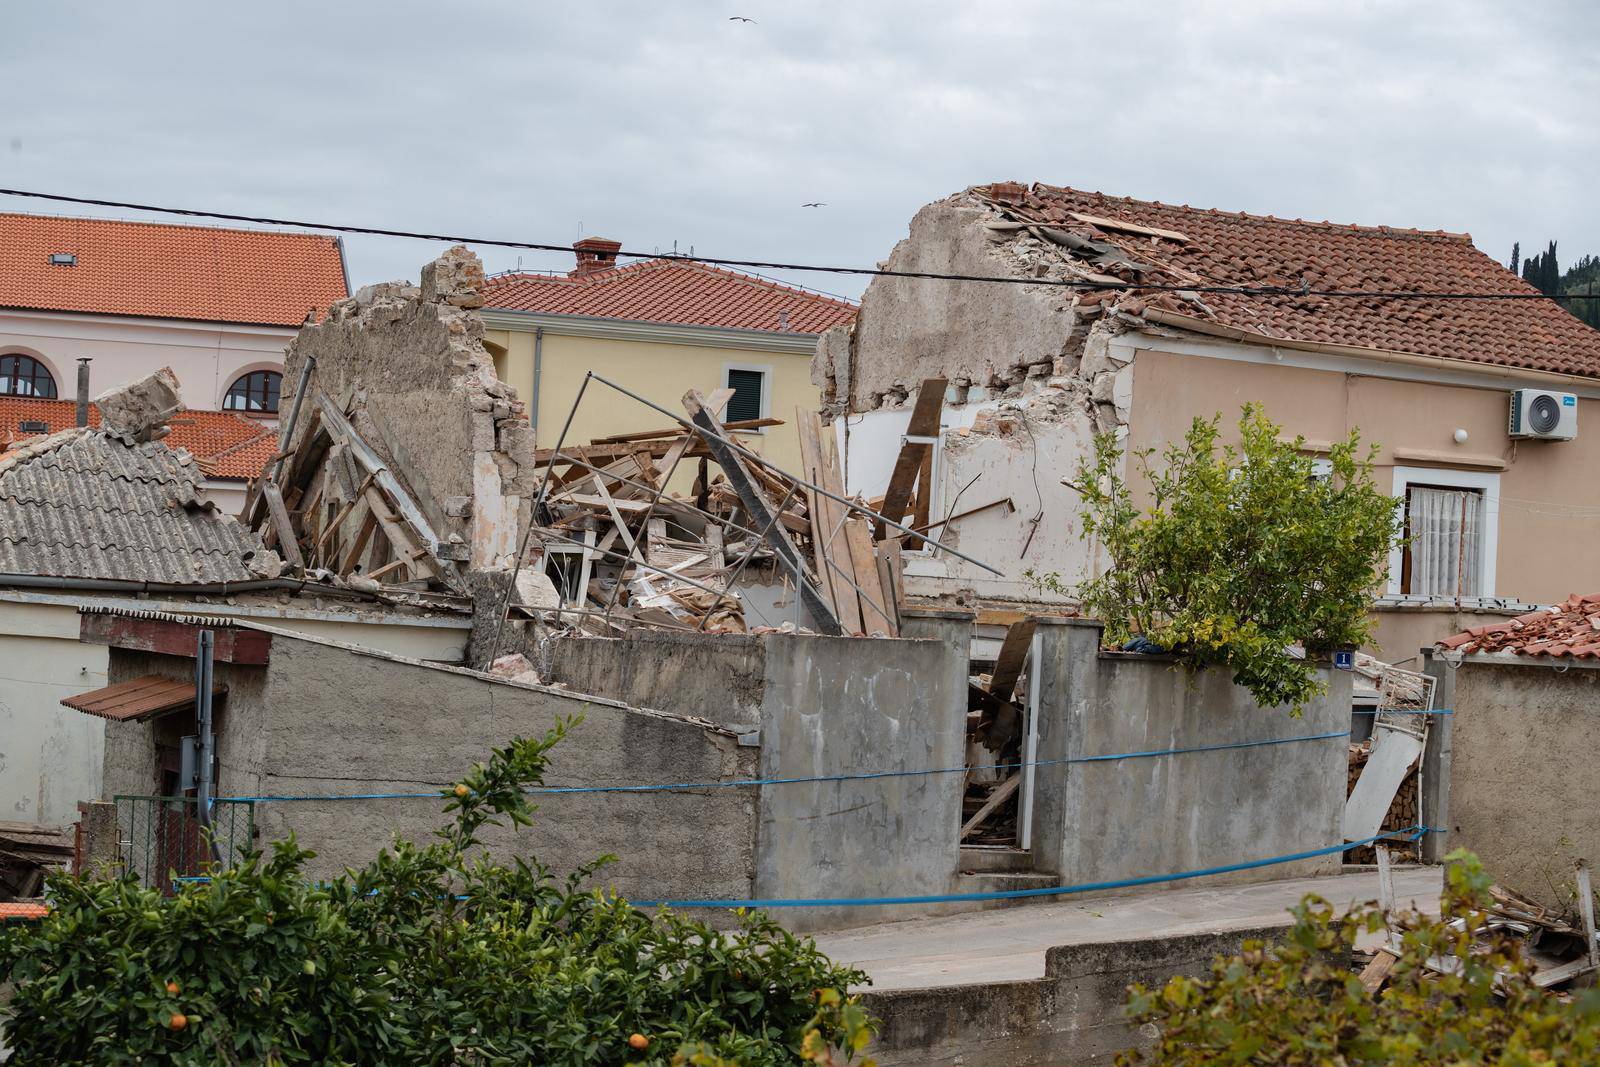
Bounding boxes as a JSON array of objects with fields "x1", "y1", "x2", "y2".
[
  {"x1": 166, "y1": 981, "x2": 180, "y2": 995},
  {"x1": 168, "y1": 1013, "x2": 188, "y2": 1031},
  {"x1": 628, "y1": 1033, "x2": 648, "y2": 1050},
  {"x1": 454, "y1": 784, "x2": 470, "y2": 798}
]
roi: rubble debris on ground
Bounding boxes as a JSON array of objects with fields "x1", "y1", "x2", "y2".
[
  {"x1": 1355, "y1": 848, "x2": 1600, "y2": 995},
  {"x1": 0, "y1": 821, "x2": 73, "y2": 902}
]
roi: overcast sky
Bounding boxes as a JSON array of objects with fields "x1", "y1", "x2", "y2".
[{"x1": 3, "y1": 1, "x2": 1596, "y2": 300}]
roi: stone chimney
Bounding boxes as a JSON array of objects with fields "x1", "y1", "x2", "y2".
[
  {"x1": 75, "y1": 358, "x2": 92, "y2": 428},
  {"x1": 571, "y1": 237, "x2": 622, "y2": 278}
]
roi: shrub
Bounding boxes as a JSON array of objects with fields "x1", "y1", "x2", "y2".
[
  {"x1": 1120, "y1": 850, "x2": 1600, "y2": 1064},
  {"x1": 0, "y1": 720, "x2": 875, "y2": 1066},
  {"x1": 1047, "y1": 403, "x2": 1399, "y2": 712}
]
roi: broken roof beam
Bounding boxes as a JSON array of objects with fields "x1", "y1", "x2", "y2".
[
  {"x1": 316, "y1": 395, "x2": 468, "y2": 585},
  {"x1": 590, "y1": 416, "x2": 785, "y2": 445},
  {"x1": 876, "y1": 377, "x2": 946, "y2": 539},
  {"x1": 684, "y1": 388, "x2": 842, "y2": 636},
  {"x1": 584, "y1": 371, "x2": 1003, "y2": 575}
]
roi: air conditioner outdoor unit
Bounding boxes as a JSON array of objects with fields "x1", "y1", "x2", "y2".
[{"x1": 1509, "y1": 389, "x2": 1578, "y2": 440}]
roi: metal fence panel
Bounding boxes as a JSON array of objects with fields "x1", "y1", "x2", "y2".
[{"x1": 112, "y1": 796, "x2": 255, "y2": 891}]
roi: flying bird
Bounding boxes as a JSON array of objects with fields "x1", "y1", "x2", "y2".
[
  {"x1": 802, "y1": 202, "x2": 826, "y2": 208},
  {"x1": 729, "y1": 16, "x2": 755, "y2": 22}
]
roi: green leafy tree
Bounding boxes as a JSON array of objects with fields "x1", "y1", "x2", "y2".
[
  {"x1": 0, "y1": 721, "x2": 875, "y2": 1066},
  {"x1": 1120, "y1": 850, "x2": 1600, "y2": 1064},
  {"x1": 1047, "y1": 404, "x2": 1400, "y2": 712}
]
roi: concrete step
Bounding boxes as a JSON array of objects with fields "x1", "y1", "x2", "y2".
[
  {"x1": 954, "y1": 870, "x2": 1060, "y2": 912},
  {"x1": 959, "y1": 845, "x2": 1034, "y2": 873}
]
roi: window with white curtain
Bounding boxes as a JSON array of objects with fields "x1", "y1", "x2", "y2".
[{"x1": 1402, "y1": 485, "x2": 1484, "y2": 597}]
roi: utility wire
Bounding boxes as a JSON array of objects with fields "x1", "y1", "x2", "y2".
[{"x1": 2, "y1": 186, "x2": 1597, "y2": 303}]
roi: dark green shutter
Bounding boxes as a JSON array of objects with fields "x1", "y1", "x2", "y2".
[{"x1": 726, "y1": 369, "x2": 764, "y2": 422}]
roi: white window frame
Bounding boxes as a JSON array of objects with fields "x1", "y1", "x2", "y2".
[
  {"x1": 722, "y1": 361, "x2": 773, "y2": 431},
  {"x1": 1386, "y1": 465, "x2": 1500, "y2": 599}
]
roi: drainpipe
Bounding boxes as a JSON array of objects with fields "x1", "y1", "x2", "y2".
[
  {"x1": 75, "y1": 359, "x2": 92, "y2": 427},
  {"x1": 530, "y1": 327, "x2": 544, "y2": 437},
  {"x1": 195, "y1": 629, "x2": 216, "y2": 850}
]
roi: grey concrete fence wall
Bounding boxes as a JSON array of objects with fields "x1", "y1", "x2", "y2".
[
  {"x1": 864, "y1": 923, "x2": 1295, "y2": 1066},
  {"x1": 1030, "y1": 618, "x2": 1351, "y2": 891}
]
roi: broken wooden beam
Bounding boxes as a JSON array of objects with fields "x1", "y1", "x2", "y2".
[
  {"x1": 875, "y1": 377, "x2": 946, "y2": 539},
  {"x1": 684, "y1": 389, "x2": 841, "y2": 636}
]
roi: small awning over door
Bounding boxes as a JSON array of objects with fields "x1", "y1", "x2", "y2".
[{"x1": 60, "y1": 676, "x2": 225, "y2": 723}]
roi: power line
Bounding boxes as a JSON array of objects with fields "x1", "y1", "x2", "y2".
[{"x1": 2, "y1": 186, "x2": 1596, "y2": 303}]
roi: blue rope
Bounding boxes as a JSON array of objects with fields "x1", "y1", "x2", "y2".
[
  {"x1": 222, "y1": 729, "x2": 1351, "y2": 803},
  {"x1": 634, "y1": 826, "x2": 1431, "y2": 909},
  {"x1": 1352, "y1": 707, "x2": 1452, "y2": 716}
]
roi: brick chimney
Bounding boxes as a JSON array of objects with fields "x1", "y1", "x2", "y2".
[{"x1": 571, "y1": 237, "x2": 622, "y2": 278}]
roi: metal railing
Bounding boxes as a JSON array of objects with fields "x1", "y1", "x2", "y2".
[{"x1": 113, "y1": 795, "x2": 256, "y2": 891}]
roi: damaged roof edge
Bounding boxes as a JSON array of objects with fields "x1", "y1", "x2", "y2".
[{"x1": 1140, "y1": 306, "x2": 1600, "y2": 391}]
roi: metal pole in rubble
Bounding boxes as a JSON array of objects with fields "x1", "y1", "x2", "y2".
[{"x1": 195, "y1": 630, "x2": 217, "y2": 862}]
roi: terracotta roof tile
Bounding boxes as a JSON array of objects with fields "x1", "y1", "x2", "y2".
[
  {"x1": 1436, "y1": 594, "x2": 1600, "y2": 658},
  {"x1": 979, "y1": 183, "x2": 1600, "y2": 379},
  {"x1": 482, "y1": 259, "x2": 857, "y2": 335},
  {"x1": 0, "y1": 213, "x2": 348, "y2": 327},
  {"x1": 0, "y1": 397, "x2": 275, "y2": 481}
]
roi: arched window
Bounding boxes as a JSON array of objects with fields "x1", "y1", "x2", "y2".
[
  {"x1": 0, "y1": 354, "x2": 57, "y2": 398},
  {"x1": 223, "y1": 369, "x2": 282, "y2": 413}
]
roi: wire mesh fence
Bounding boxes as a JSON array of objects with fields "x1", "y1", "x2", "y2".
[{"x1": 113, "y1": 795, "x2": 256, "y2": 891}]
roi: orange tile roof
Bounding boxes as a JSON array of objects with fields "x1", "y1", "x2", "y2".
[
  {"x1": 1436, "y1": 594, "x2": 1600, "y2": 659},
  {"x1": 978, "y1": 183, "x2": 1600, "y2": 379},
  {"x1": 0, "y1": 397, "x2": 275, "y2": 481},
  {"x1": 482, "y1": 259, "x2": 857, "y2": 335},
  {"x1": 0, "y1": 212, "x2": 348, "y2": 327}
]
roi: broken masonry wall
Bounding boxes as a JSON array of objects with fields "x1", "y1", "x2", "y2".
[
  {"x1": 281, "y1": 247, "x2": 537, "y2": 579},
  {"x1": 826, "y1": 188, "x2": 1149, "y2": 603},
  {"x1": 816, "y1": 194, "x2": 1091, "y2": 415}
]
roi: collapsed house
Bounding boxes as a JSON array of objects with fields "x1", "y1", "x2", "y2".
[{"x1": 817, "y1": 181, "x2": 1600, "y2": 656}]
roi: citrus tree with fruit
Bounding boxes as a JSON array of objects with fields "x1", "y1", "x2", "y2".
[{"x1": 0, "y1": 720, "x2": 875, "y2": 1066}]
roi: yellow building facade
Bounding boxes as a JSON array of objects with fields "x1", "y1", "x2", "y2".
[{"x1": 482, "y1": 313, "x2": 822, "y2": 474}]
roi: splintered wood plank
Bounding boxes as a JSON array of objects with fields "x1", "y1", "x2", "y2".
[
  {"x1": 795, "y1": 408, "x2": 842, "y2": 623},
  {"x1": 960, "y1": 773, "x2": 1021, "y2": 841},
  {"x1": 876, "y1": 377, "x2": 946, "y2": 539},
  {"x1": 844, "y1": 517, "x2": 895, "y2": 636},
  {"x1": 912, "y1": 443, "x2": 935, "y2": 531},
  {"x1": 988, "y1": 618, "x2": 1039, "y2": 701},
  {"x1": 1359, "y1": 949, "x2": 1399, "y2": 994},
  {"x1": 810, "y1": 414, "x2": 864, "y2": 635},
  {"x1": 261, "y1": 481, "x2": 305, "y2": 571},
  {"x1": 338, "y1": 503, "x2": 378, "y2": 575}
]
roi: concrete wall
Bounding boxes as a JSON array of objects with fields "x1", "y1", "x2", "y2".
[
  {"x1": 99, "y1": 629, "x2": 760, "y2": 904},
  {"x1": 0, "y1": 308, "x2": 293, "y2": 414},
  {"x1": 1031, "y1": 619, "x2": 1350, "y2": 889},
  {"x1": 864, "y1": 923, "x2": 1293, "y2": 1066},
  {"x1": 538, "y1": 629, "x2": 767, "y2": 730},
  {"x1": 1425, "y1": 655, "x2": 1600, "y2": 906},
  {"x1": 0, "y1": 599, "x2": 107, "y2": 824},
  {"x1": 753, "y1": 621, "x2": 970, "y2": 931},
  {"x1": 541, "y1": 619, "x2": 972, "y2": 930},
  {"x1": 485, "y1": 325, "x2": 818, "y2": 478}
]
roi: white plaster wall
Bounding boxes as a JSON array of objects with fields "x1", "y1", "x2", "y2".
[
  {"x1": 837, "y1": 393, "x2": 1099, "y2": 603},
  {"x1": 0, "y1": 309, "x2": 294, "y2": 411},
  {"x1": 0, "y1": 601, "x2": 108, "y2": 825}
]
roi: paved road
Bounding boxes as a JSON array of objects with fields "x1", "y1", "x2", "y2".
[{"x1": 813, "y1": 866, "x2": 1444, "y2": 991}]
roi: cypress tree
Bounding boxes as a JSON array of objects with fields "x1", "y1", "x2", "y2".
[{"x1": 1510, "y1": 241, "x2": 1520, "y2": 275}]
